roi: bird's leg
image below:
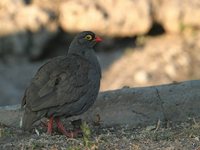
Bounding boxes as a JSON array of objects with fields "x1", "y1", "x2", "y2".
[
  {"x1": 55, "y1": 117, "x2": 78, "y2": 138},
  {"x1": 47, "y1": 115, "x2": 54, "y2": 134}
]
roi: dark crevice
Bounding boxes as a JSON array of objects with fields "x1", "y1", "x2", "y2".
[
  {"x1": 147, "y1": 23, "x2": 165, "y2": 36},
  {"x1": 155, "y1": 87, "x2": 168, "y2": 124},
  {"x1": 132, "y1": 109, "x2": 149, "y2": 118},
  {"x1": 24, "y1": 0, "x2": 32, "y2": 5},
  {"x1": 94, "y1": 3, "x2": 109, "y2": 19}
]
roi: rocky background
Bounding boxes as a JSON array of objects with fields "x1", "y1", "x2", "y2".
[{"x1": 0, "y1": 0, "x2": 200, "y2": 106}]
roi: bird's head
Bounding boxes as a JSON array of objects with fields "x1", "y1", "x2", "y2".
[
  {"x1": 75, "y1": 31, "x2": 102, "y2": 47},
  {"x1": 69, "y1": 31, "x2": 102, "y2": 54}
]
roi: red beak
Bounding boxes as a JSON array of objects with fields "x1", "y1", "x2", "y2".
[{"x1": 94, "y1": 36, "x2": 102, "y2": 42}]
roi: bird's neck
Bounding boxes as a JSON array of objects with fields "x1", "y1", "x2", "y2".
[
  {"x1": 68, "y1": 48, "x2": 101, "y2": 77},
  {"x1": 68, "y1": 42, "x2": 96, "y2": 62},
  {"x1": 69, "y1": 48, "x2": 98, "y2": 64}
]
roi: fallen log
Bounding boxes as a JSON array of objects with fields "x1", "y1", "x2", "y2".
[{"x1": 0, "y1": 80, "x2": 200, "y2": 128}]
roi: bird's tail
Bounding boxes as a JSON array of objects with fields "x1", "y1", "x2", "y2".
[{"x1": 21, "y1": 108, "x2": 38, "y2": 131}]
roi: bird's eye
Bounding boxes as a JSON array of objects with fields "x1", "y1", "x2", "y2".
[{"x1": 85, "y1": 35, "x2": 93, "y2": 41}]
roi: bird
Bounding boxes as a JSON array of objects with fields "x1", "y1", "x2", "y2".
[{"x1": 21, "y1": 31, "x2": 102, "y2": 137}]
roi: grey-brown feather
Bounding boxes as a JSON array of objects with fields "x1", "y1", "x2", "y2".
[{"x1": 21, "y1": 31, "x2": 101, "y2": 131}]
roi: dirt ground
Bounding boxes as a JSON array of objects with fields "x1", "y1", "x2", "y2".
[{"x1": 0, "y1": 118, "x2": 200, "y2": 150}]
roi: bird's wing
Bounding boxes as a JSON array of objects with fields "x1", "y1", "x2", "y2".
[{"x1": 23, "y1": 55, "x2": 92, "y2": 112}]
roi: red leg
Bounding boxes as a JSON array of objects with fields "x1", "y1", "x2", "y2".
[
  {"x1": 55, "y1": 118, "x2": 77, "y2": 138},
  {"x1": 47, "y1": 116, "x2": 54, "y2": 134}
]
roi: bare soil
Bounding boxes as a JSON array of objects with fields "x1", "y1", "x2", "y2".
[{"x1": 0, "y1": 118, "x2": 200, "y2": 150}]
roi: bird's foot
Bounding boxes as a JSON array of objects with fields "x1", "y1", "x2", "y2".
[
  {"x1": 55, "y1": 118, "x2": 82, "y2": 138},
  {"x1": 45, "y1": 116, "x2": 83, "y2": 137}
]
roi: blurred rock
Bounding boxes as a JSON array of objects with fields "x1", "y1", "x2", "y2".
[
  {"x1": 15, "y1": 6, "x2": 48, "y2": 31},
  {"x1": 101, "y1": 33, "x2": 200, "y2": 91},
  {"x1": 32, "y1": 0, "x2": 61, "y2": 14},
  {"x1": 165, "y1": 64, "x2": 177, "y2": 78},
  {"x1": 1, "y1": 0, "x2": 200, "y2": 59},
  {"x1": 134, "y1": 70, "x2": 150, "y2": 84},
  {"x1": 59, "y1": 0, "x2": 152, "y2": 37},
  {"x1": 0, "y1": 0, "x2": 200, "y2": 106},
  {"x1": 0, "y1": 32, "x2": 27, "y2": 56},
  {"x1": 0, "y1": 0, "x2": 23, "y2": 35},
  {"x1": 0, "y1": 0, "x2": 58, "y2": 59},
  {"x1": 0, "y1": 60, "x2": 42, "y2": 106},
  {"x1": 153, "y1": 0, "x2": 200, "y2": 33}
]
